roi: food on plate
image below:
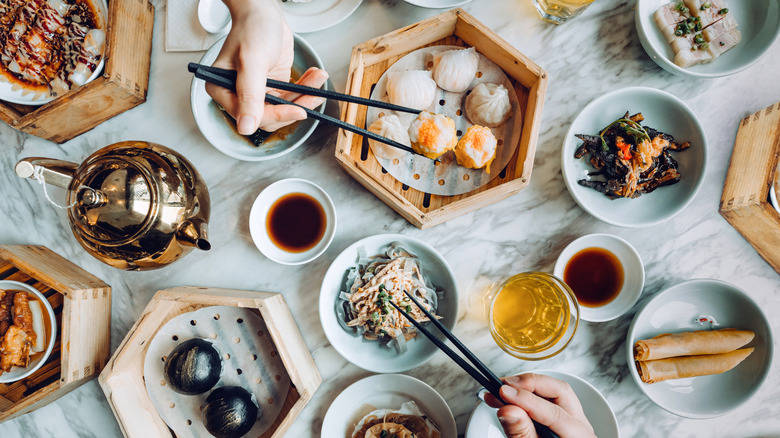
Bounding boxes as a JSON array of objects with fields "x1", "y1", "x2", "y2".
[
  {"x1": 163, "y1": 338, "x2": 223, "y2": 395},
  {"x1": 0, "y1": 289, "x2": 48, "y2": 375},
  {"x1": 636, "y1": 347, "x2": 753, "y2": 383},
  {"x1": 464, "y1": 82, "x2": 513, "y2": 127},
  {"x1": 654, "y1": 0, "x2": 740, "y2": 68},
  {"x1": 336, "y1": 243, "x2": 442, "y2": 353},
  {"x1": 386, "y1": 70, "x2": 436, "y2": 111},
  {"x1": 202, "y1": 386, "x2": 261, "y2": 438},
  {"x1": 454, "y1": 125, "x2": 497, "y2": 172},
  {"x1": 0, "y1": 0, "x2": 106, "y2": 96},
  {"x1": 574, "y1": 111, "x2": 691, "y2": 199},
  {"x1": 634, "y1": 328, "x2": 754, "y2": 361},
  {"x1": 367, "y1": 114, "x2": 410, "y2": 160},
  {"x1": 408, "y1": 111, "x2": 457, "y2": 160},
  {"x1": 351, "y1": 401, "x2": 441, "y2": 438},
  {"x1": 432, "y1": 47, "x2": 478, "y2": 93}
]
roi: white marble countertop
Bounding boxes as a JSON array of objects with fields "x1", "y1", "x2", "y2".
[{"x1": 1, "y1": 0, "x2": 779, "y2": 437}]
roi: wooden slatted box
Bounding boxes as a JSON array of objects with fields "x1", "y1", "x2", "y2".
[
  {"x1": 0, "y1": 0, "x2": 154, "y2": 143},
  {"x1": 0, "y1": 245, "x2": 111, "y2": 423},
  {"x1": 98, "y1": 287, "x2": 321, "y2": 438},
  {"x1": 336, "y1": 9, "x2": 548, "y2": 229}
]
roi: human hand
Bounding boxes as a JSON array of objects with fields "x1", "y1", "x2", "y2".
[
  {"x1": 484, "y1": 373, "x2": 596, "y2": 438},
  {"x1": 206, "y1": 0, "x2": 329, "y2": 134}
]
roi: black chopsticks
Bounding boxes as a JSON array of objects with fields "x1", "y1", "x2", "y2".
[
  {"x1": 187, "y1": 63, "x2": 437, "y2": 161},
  {"x1": 391, "y1": 290, "x2": 560, "y2": 438}
]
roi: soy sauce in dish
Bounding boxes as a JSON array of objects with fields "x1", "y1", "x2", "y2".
[
  {"x1": 266, "y1": 193, "x2": 326, "y2": 253},
  {"x1": 563, "y1": 247, "x2": 623, "y2": 307}
]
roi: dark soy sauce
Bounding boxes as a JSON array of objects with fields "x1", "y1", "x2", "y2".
[
  {"x1": 563, "y1": 247, "x2": 624, "y2": 307},
  {"x1": 266, "y1": 193, "x2": 326, "y2": 253}
]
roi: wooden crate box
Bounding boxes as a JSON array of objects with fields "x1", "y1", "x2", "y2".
[
  {"x1": 99, "y1": 287, "x2": 321, "y2": 438},
  {"x1": 336, "y1": 9, "x2": 548, "y2": 229},
  {"x1": 0, "y1": 0, "x2": 154, "y2": 143},
  {"x1": 0, "y1": 245, "x2": 112, "y2": 423}
]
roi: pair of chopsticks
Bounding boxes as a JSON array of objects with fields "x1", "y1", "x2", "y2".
[
  {"x1": 187, "y1": 63, "x2": 435, "y2": 161},
  {"x1": 391, "y1": 290, "x2": 560, "y2": 438}
]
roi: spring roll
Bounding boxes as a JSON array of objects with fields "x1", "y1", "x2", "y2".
[
  {"x1": 636, "y1": 347, "x2": 753, "y2": 383},
  {"x1": 634, "y1": 329, "x2": 754, "y2": 361}
]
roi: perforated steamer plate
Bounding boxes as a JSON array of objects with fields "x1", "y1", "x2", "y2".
[
  {"x1": 366, "y1": 45, "x2": 523, "y2": 196},
  {"x1": 143, "y1": 306, "x2": 291, "y2": 437}
]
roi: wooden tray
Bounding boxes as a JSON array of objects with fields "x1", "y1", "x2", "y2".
[
  {"x1": 0, "y1": 0, "x2": 154, "y2": 143},
  {"x1": 98, "y1": 287, "x2": 321, "y2": 438},
  {"x1": 720, "y1": 101, "x2": 780, "y2": 273},
  {"x1": 0, "y1": 245, "x2": 111, "y2": 423},
  {"x1": 336, "y1": 9, "x2": 548, "y2": 229}
]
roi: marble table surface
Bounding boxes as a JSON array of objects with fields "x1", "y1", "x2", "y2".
[{"x1": 1, "y1": 0, "x2": 779, "y2": 437}]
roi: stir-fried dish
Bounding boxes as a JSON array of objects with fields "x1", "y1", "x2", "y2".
[
  {"x1": 0, "y1": 289, "x2": 40, "y2": 375},
  {"x1": 574, "y1": 112, "x2": 691, "y2": 199},
  {"x1": 337, "y1": 243, "x2": 442, "y2": 353}
]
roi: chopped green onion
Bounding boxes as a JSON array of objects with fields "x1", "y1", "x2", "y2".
[
  {"x1": 699, "y1": 42, "x2": 709, "y2": 49},
  {"x1": 700, "y1": 1, "x2": 711, "y2": 9},
  {"x1": 694, "y1": 34, "x2": 705, "y2": 44},
  {"x1": 675, "y1": 29, "x2": 683, "y2": 36},
  {"x1": 405, "y1": 305, "x2": 412, "y2": 312},
  {"x1": 718, "y1": 8, "x2": 728, "y2": 14}
]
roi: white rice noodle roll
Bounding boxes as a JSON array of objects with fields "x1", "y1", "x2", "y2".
[
  {"x1": 69, "y1": 29, "x2": 105, "y2": 86},
  {"x1": 45, "y1": 0, "x2": 70, "y2": 17},
  {"x1": 432, "y1": 47, "x2": 479, "y2": 93},
  {"x1": 28, "y1": 299, "x2": 46, "y2": 353}
]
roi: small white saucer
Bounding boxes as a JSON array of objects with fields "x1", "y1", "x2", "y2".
[
  {"x1": 554, "y1": 233, "x2": 644, "y2": 322},
  {"x1": 198, "y1": 0, "x2": 231, "y2": 34},
  {"x1": 248, "y1": 178, "x2": 336, "y2": 265}
]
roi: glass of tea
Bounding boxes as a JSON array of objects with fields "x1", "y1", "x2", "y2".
[
  {"x1": 531, "y1": 0, "x2": 595, "y2": 24},
  {"x1": 489, "y1": 272, "x2": 579, "y2": 360}
]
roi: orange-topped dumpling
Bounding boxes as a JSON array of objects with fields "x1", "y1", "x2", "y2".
[
  {"x1": 408, "y1": 111, "x2": 457, "y2": 160},
  {"x1": 455, "y1": 125, "x2": 497, "y2": 173}
]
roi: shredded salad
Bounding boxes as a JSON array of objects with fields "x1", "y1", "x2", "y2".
[{"x1": 336, "y1": 243, "x2": 443, "y2": 353}]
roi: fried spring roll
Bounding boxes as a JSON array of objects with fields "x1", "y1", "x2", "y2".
[
  {"x1": 636, "y1": 347, "x2": 754, "y2": 383},
  {"x1": 634, "y1": 328, "x2": 754, "y2": 361}
]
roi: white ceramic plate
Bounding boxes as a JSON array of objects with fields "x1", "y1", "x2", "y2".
[
  {"x1": 321, "y1": 374, "x2": 457, "y2": 438},
  {"x1": 403, "y1": 0, "x2": 472, "y2": 9},
  {"x1": 553, "y1": 233, "x2": 645, "y2": 322},
  {"x1": 626, "y1": 279, "x2": 773, "y2": 418},
  {"x1": 0, "y1": 280, "x2": 57, "y2": 384},
  {"x1": 561, "y1": 87, "x2": 707, "y2": 228},
  {"x1": 191, "y1": 34, "x2": 325, "y2": 161},
  {"x1": 248, "y1": 178, "x2": 336, "y2": 265},
  {"x1": 280, "y1": 0, "x2": 363, "y2": 34},
  {"x1": 319, "y1": 234, "x2": 459, "y2": 373},
  {"x1": 635, "y1": 0, "x2": 780, "y2": 78},
  {"x1": 464, "y1": 370, "x2": 619, "y2": 438}
]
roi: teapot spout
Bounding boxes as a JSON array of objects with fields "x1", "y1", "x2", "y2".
[
  {"x1": 176, "y1": 218, "x2": 211, "y2": 251},
  {"x1": 15, "y1": 158, "x2": 77, "y2": 189}
]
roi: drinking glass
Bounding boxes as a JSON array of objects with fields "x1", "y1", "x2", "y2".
[{"x1": 531, "y1": 0, "x2": 595, "y2": 24}]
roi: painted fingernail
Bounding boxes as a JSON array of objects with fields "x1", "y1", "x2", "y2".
[
  {"x1": 237, "y1": 116, "x2": 256, "y2": 134},
  {"x1": 501, "y1": 385, "x2": 518, "y2": 397}
]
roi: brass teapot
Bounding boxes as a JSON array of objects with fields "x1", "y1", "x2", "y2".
[{"x1": 16, "y1": 141, "x2": 211, "y2": 271}]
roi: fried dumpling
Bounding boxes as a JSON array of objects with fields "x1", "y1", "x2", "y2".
[
  {"x1": 465, "y1": 82, "x2": 513, "y2": 127},
  {"x1": 455, "y1": 125, "x2": 498, "y2": 172},
  {"x1": 432, "y1": 47, "x2": 479, "y2": 93},
  {"x1": 367, "y1": 114, "x2": 410, "y2": 160},
  {"x1": 408, "y1": 111, "x2": 457, "y2": 160},
  {"x1": 386, "y1": 70, "x2": 436, "y2": 111}
]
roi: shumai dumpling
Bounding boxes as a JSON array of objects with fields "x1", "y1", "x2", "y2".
[
  {"x1": 367, "y1": 114, "x2": 410, "y2": 160},
  {"x1": 454, "y1": 125, "x2": 497, "y2": 172},
  {"x1": 386, "y1": 70, "x2": 436, "y2": 111},
  {"x1": 464, "y1": 82, "x2": 513, "y2": 127},
  {"x1": 408, "y1": 111, "x2": 457, "y2": 160},
  {"x1": 433, "y1": 47, "x2": 479, "y2": 93}
]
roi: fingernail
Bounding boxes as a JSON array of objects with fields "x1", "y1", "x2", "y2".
[
  {"x1": 505, "y1": 376, "x2": 520, "y2": 385},
  {"x1": 498, "y1": 415, "x2": 519, "y2": 425},
  {"x1": 237, "y1": 116, "x2": 256, "y2": 134},
  {"x1": 501, "y1": 385, "x2": 517, "y2": 397}
]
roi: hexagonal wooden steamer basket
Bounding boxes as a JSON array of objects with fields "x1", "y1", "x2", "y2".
[
  {"x1": 0, "y1": 245, "x2": 112, "y2": 423},
  {"x1": 98, "y1": 287, "x2": 321, "y2": 438},
  {"x1": 336, "y1": 9, "x2": 548, "y2": 229},
  {"x1": 720, "y1": 101, "x2": 780, "y2": 273}
]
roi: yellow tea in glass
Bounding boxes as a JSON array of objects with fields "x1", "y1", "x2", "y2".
[
  {"x1": 489, "y1": 272, "x2": 579, "y2": 360},
  {"x1": 531, "y1": 0, "x2": 595, "y2": 24}
]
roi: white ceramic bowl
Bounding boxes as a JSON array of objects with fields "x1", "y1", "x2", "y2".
[
  {"x1": 191, "y1": 34, "x2": 325, "y2": 161},
  {"x1": 319, "y1": 234, "x2": 459, "y2": 373},
  {"x1": 280, "y1": 0, "x2": 363, "y2": 34},
  {"x1": 248, "y1": 178, "x2": 336, "y2": 265},
  {"x1": 554, "y1": 233, "x2": 644, "y2": 322},
  {"x1": 626, "y1": 279, "x2": 773, "y2": 418},
  {"x1": 0, "y1": 280, "x2": 58, "y2": 384},
  {"x1": 561, "y1": 87, "x2": 707, "y2": 228},
  {"x1": 635, "y1": 0, "x2": 780, "y2": 78},
  {"x1": 197, "y1": 0, "x2": 231, "y2": 34},
  {"x1": 321, "y1": 374, "x2": 457, "y2": 438},
  {"x1": 465, "y1": 370, "x2": 619, "y2": 438},
  {"x1": 770, "y1": 162, "x2": 780, "y2": 214}
]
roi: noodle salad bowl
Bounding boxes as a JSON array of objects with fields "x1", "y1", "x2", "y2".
[{"x1": 319, "y1": 234, "x2": 459, "y2": 373}]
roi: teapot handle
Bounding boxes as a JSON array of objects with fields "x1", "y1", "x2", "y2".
[{"x1": 15, "y1": 158, "x2": 77, "y2": 189}]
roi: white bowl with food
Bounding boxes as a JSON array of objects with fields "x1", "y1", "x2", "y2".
[
  {"x1": 319, "y1": 234, "x2": 458, "y2": 373},
  {"x1": 321, "y1": 373, "x2": 457, "y2": 438},
  {"x1": 561, "y1": 87, "x2": 707, "y2": 228},
  {"x1": 0, "y1": 280, "x2": 58, "y2": 384},
  {"x1": 635, "y1": 0, "x2": 780, "y2": 78},
  {"x1": 248, "y1": 178, "x2": 336, "y2": 265},
  {"x1": 626, "y1": 279, "x2": 772, "y2": 418},
  {"x1": 553, "y1": 233, "x2": 644, "y2": 322},
  {"x1": 191, "y1": 34, "x2": 325, "y2": 161}
]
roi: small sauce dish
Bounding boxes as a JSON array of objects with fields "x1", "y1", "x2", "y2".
[
  {"x1": 554, "y1": 233, "x2": 644, "y2": 322},
  {"x1": 198, "y1": 0, "x2": 232, "y2": 34},
  {"x1": 249, "y1": 178, "x2": 336, "y2": 265}
]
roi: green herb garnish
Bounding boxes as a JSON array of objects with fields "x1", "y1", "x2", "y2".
[
  {"x1": 405, "y1": 305, "x2": 412, "y2": 312},
  {"x1": 694, "y1": 34, "x2": 705, "y2": 44},
  {"x1": 699, "y1": 42, "x2": 709, "y2": 50},
  {"x1": 599, "y1": 118, "x2": 650, "y2": 152},
  {"x1": 700, "y1": 1, "x2": 711, "y2": 9},
  {"x1": 718, "y1": 8, "x2": 728, "y2": 14}
]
